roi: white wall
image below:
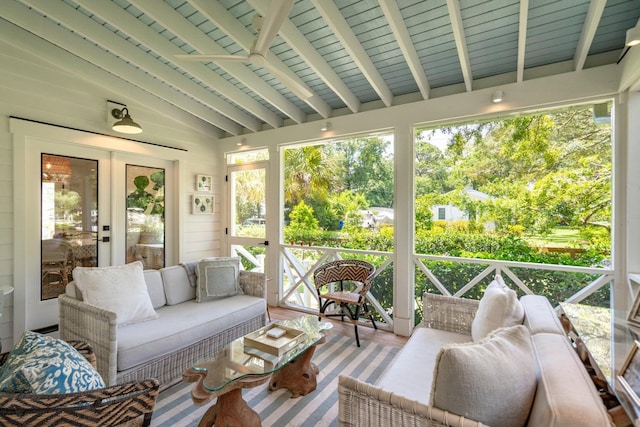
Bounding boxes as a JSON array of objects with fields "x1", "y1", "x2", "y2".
[{"x1": 0, "y1": 24, "x2": 222, "y2": 348}]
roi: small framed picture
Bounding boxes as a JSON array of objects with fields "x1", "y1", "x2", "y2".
[
  {"x1": 619, "y1": 341, "x2": 640, "y2": 408},
  {"x1": 192, "y1": 195, "x2": 214, "y2": 215},
  {"x1": 629, "y1": 289, "x2": 640, "y2": 327},
  {"x1": 196, "y1": 174, "x2": 212, "y2": 192}
]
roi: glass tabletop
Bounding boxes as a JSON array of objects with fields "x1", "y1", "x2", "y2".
[{"x1": 192, "y1": 315, "x2": 327, "y2": 392}]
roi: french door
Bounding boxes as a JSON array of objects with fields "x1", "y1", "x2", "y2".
[
  {"x1": 23, "y1": 142, "x2": 112, "y2": 333},
  {"x1": 12, "y1": 121, "x2": 174, "y2": 338},
  {"x1": 227, "y1": 162, "x2": 269, "y2": 272}
]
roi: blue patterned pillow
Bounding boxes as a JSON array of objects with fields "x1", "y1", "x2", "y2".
[{"x1": 0, "y1": 331, "x2": 105, "y2": 394}]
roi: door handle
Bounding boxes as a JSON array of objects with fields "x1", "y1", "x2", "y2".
[{"x1": 263, "y1": 241, "x2": 269, "y2": 246}]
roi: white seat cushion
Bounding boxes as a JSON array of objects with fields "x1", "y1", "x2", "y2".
[
  {"x1": 527, "y1": 332, "x2": 611, "y2": 427},
  {"x1": 116, "y1": 294, "x2": 265, "y2": 371},
  {"x1": 520, "y1": 295, "x2": 565, "y2": 335},
  {"x1": 375, "y1": 327, "x2": 470, "y2": 404}
]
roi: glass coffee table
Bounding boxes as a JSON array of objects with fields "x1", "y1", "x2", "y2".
[{"x1": 183, "y1": 315, "x2": 331, "y2": 427}]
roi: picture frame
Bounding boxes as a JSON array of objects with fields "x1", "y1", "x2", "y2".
[
  {"x1": 192, "y1": 195, "x2": 214, "y2": 215},
  {"x1": 196, "y1": 174, "x2": 212, "y2": 192},
  {"x1": 618, "y1": 340, "x2": 640, "y2": 408},
  {"x1": 629, "y1": 289, "x2": 640, "y2": 327}
]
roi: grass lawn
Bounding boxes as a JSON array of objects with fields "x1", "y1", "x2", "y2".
[{"x1": 525, "y1": 226, "x2": 582, "y2": 248}]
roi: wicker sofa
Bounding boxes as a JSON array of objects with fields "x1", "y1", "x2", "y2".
[
  {"x1": 338, "y1": 292, "x2": 613, "y2": 427},
  {"x1": 58, "y1": 264, "x2": 267, "y2": 389},
  {"x1": 0, "y1": 340, "x2": 159, "y2": 427}
]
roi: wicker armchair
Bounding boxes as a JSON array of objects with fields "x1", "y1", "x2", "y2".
[
  {"x1": 314, "y1": 259, "x2": 377, "y2": 347},
  {"x1": 0, "y1": 340, "x2": 160, "y2": 427}
]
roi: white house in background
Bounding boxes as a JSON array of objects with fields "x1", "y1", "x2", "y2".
[
  {"x1": 432, "y1": 188, "x2": 495, "y2": 230},
  {"x1": 359, "y1": 208, "x2": 394, "y2": 229}
]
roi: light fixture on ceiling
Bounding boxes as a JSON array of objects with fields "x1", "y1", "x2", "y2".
[
  {"x1": 237, "y1": 138, "x2": 247, "y2": 147},
  {"x1": 321, "y1": 121, "x2": 332, "y2": 131},
  {"x1": 626, "y1": 22, "x2": 640, "y2": 47},
  {"x1": 491, "y1": 90, "x2": 504, "y2": 103},
  {"x1": 111, "y1": 106, "x2": 142, "y2": 134}
]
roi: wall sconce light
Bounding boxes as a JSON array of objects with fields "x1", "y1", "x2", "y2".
[
  {"x1": 491, "y1": 90, "x2": 504, "y2": 104},
  {"x1": 111, "y1": 106, "x2": 142, "y2": 134},
  {"x1": 237, "y1": 138, "x2": 247, "y2": 147},
  {"x1": 321, "y1": 121, "x2": 332, "y2": 131}
]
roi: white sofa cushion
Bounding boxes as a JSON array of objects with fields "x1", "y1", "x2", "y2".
[
  {"x1": 528, "y1": 332, "x2": 611, "y2": 427},
  {"x1": 520, "y1": 294, "x2": 566, "y2": 335},
  {"x1": 471, "y1": 276, "x2": 524, "y2": 341},
  {"x1": 195, "y1": 257, "x2": 242, "y2": 302},
  {"x1": 72, "y1": 261, "x2": 159, "y2": 326},
  {"x1": 161, "y1": 265, "x2": 196, "y2": 305},
  {"x1": 430, "y1": 325, "x2": 536, "y2": 427},
  {"x1": 116, "y1": 294, "x2": 266, "y2": 371},
  {"x1": 143, "y1": 269, "x2": 166, "y2": 309},
  {"x1": 376, "y1": 326, "x2": 470, "y2": 404}
]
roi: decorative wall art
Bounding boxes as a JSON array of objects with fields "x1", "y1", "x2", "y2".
[
  {"x1": 196, "y1": 174, "x2": 212, "y2": 192},
  {"x1": 192, "y1": 195, "x2": 214, "y2": 215}
]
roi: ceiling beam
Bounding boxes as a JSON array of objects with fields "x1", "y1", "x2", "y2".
[
  {"x1": 574, "y1": 0, "x2": 606, "y2": 71},
  {"x1": 517, "y1": 0, "x2": 529, "y2": 83},
  {"x1": 378, "y1": 0, "x2": 430, "y2": 100},
  {"x1": 446, "y1": 0, "x2": 473, "y2": 92},
  {"x1": 23, "y1": 0, "x2": 254, "y2": 133},
  {"x1": 0, "y1": 19, "x2": 223, "y2": 139},
  {"x1": 135, "y1": 0, "x2": 305, "y2": 125},
  {"x1": 186, "y1": 0, "x2": 328, "y2": 119},
  {"x1": 98, "y1": 0, "x2": 281, "y2": 132},
  {"x1": 247, "y1": 0, "x2": 359, "y2": 114},
  {"x1": 311, "y1": 0, "x2": 394, "y2": 107},
  {"x1": 4, "y1": 1, "x2": 242, "y2": 135}
]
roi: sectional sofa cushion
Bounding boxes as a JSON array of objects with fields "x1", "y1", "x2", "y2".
[
  {"x1": 0, "y1": 331, "x2": 105, "y2": 394},
  {"x1": 471, "y1": 276, "x2": 524, "y2": 341},
  {"x1": 520, "y1": 294, "x2": 566, "y2": 335},
  {"x1": 116, "y1": 295, "x2": 266, "y2": 371},
  {"x1": 143, "y1": 269, "x2": 167, "y2": 309},
  {"x1": 73, "y1": 261, "x2": 159, "y2": 326},
  {"x1": 375, "y1": 326, "x2": 470, "y2": 404},
  {"x1": 430, "y1": 325, "x2": 536, "y2": 427},
  {"x1": 195, "y1": 257, "x2": 242, "y2": 302},
  {"x1": 161, "y1": 265, "x2": 196, "y2": 305},
  {"x1": 527, "y1": 332, "x2": 612, "y2": 427}
]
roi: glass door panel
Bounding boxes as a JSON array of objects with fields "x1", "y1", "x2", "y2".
[
  {"x1": 126, "y1": 164, "x2": 165, "y2": 270},
  {"x1": 41, "y1": 154, "x2": 98, "y2": 301},
  {"x1": 228, "y1": 163, "x2": 268, "y2": 272}
]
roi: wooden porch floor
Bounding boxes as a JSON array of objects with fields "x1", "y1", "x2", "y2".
[{"x1": 268, "y1": 305, "x2": 409, "y2": 349}]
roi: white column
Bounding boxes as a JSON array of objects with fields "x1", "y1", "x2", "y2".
[{"x1": 393, "y1": 123, "x2": 415, "y2": 336}]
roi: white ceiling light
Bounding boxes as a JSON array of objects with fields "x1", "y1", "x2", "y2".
[
  {"x1": 491, "y1": 90, "x2": 504, "y2": 103},
  {"x1": 626, "y1": 22, "x2": 640, "y2": 47},
  {"x1": 321, "y1": 121, "x2": 332, "y2": 131}
]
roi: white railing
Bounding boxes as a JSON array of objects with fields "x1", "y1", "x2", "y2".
[{"x1": 232, "y1": 244, "x2": 614, "y2": 331}]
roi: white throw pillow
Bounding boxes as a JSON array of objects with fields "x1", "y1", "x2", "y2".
[
  {"x1": 430, "y1": 325, "x2": 537, "y2": 427},
  {"x1": 471, "y1": 275, "x2": 524, "y2": 341},
  {"x1": 195, "y1": 257, "x2": 242, "y2": 302},
  {"x1": 73, "y1": 261, "x2": 159, "y2": 326}
]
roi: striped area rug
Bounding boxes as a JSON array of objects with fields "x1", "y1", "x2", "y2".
[{"x1": 151, "y1": 332, "x2": 399, "y2": 427}]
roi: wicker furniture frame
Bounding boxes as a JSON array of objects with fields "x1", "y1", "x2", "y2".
[
  {"x1": 59, "y1": 270, "x2": 267, "y2": 389},
  {"x1": 314, "y1": 259, "x2": 376, "y2": 347},
  {"x1": 0, "y1": 340, "x2": 159, "y2": 427},
  {"x1": 339, "y1": 293, "x2": 487, "y2": 426}
]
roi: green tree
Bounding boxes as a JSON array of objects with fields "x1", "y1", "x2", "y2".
[{"x1": 335, "y1": 137, "x2": 393, "y2": 207}]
